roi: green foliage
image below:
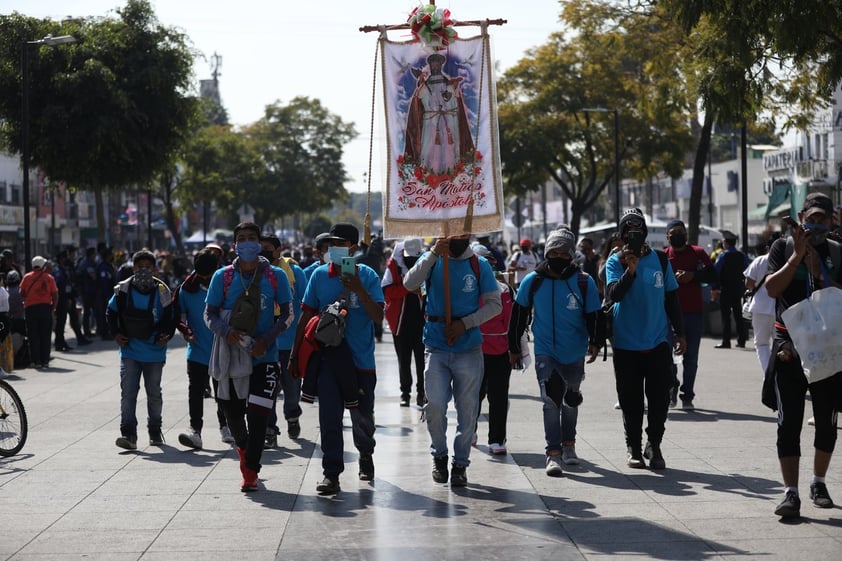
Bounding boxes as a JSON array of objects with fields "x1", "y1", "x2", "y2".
[{"x1": 246, "y1": 96, "x2": 358, "y2": 222}]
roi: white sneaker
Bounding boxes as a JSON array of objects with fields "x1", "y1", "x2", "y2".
[
  {"x1": 220, "y1": 426, "x2": 235, "y2": 444},
  {"x1": 178, "y1": 429, "x2": 202, "y2": 450},
  {"x1": 489, "y1": 442, "x2": 507, "y2": 455},
  {"x1": 561, "y1": 444, "x2": 580, "y2": 465},
  {"x1": 545, "y1": 454, "x2": 563, "y2": 476}
]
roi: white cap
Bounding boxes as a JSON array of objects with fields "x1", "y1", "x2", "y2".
[
  {"x1": 403, "y1": 238, "x2": 424, "y2": 257},
  {"x1": 31, "y1": 256, "x2": 47, "y2": 269}
]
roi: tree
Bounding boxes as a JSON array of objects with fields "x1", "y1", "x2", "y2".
[
  {"x1": 0, "y1": 1, "x2": 198, "y2": 237},
  {"x1": 246, "y1": 96, "x2": 358, "y2": 229},
  {"x1": 498, "y1": 1, "x2": 694, "y2": 235}
]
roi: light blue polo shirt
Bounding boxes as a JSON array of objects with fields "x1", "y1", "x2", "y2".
[
  {"x1": 515, "y1": 271, "x2": 601, "y2": 364},
  {"x1": 205, "y1": 263, "x2": 292, "y2": 365},
  {"x1": 301, "y1": 263, "x2": 384, "y2": 371},
  {"x1": 422, "y1": 254, "x2": 499, "y2": 352},
  {"x1": 606, "y1": 250, "x2": 678, "y2": 351}
]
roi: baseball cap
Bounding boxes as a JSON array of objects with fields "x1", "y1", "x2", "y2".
[
  {"x1": 403, "y1": 238, "x2": 423, "y2": 257},
  {"x1": 326, "y1": 223, "x2": 359, "y2": 245},
  {"x1": 802, "y1": 192, "x2": 833, "y2": 219},
  {"x1": 31, "y1": 256, "x2": 47, "y2": 269}
]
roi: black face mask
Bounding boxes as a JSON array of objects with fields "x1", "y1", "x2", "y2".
[
  {"x1": 403, "y1": 255, "x2": 419, "y2": 269},
  {"x1": 669, "y1": 233, "x2": 687, "y2": 248},
  {"x1": 623, "y1": 231, "x2": 646, "y2": 256},
  {"x1": 259, "y1": 250, "x2": 275, "y2": 262},
  {"x1": 448, "y1": 239, "x2": 471, "y2": 257},
  {"x1": 547, "y1": 257, "x2": 572, "y2": 275}
]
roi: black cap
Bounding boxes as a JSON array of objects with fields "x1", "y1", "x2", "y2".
[
  {"x1": 326, "y1": 223, "x2": 359, "y2": 245},
  {"x1": 720, "y1": 230, "x2": 738, "y2": 242},
  {"x1": 194, "y1": 250, "x2": 219, "y2": 276},
  {"x1": 802, "y1": 192, "x2": 833, "y2": 219}
]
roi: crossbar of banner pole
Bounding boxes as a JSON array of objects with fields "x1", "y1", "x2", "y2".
[{"x1": 359, "y1": 19, "x2": 507, "y2": 33}]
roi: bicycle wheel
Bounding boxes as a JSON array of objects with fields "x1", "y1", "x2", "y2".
[{"x1": 0, "y1": 379, "x2": 27, "y2": 457}]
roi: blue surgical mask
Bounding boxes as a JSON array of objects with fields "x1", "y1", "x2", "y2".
[
  {"x1": 804, "y1": 222, "x2": 830, "y2": 246},
  {"x1": 327, "y1": 246, "x2": 349, "y2": 264},
  {"x1": 235, "y1": 241, "x2": 261, "y2": 263}
]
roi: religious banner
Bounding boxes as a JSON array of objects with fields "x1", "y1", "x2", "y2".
[{"x1": 380, "y1": 34, "x2": 504, "y2": 238}]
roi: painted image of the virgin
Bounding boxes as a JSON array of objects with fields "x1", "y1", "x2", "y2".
[{"x1": 402, "y1": 52, "x2": 475, "y2": 175}]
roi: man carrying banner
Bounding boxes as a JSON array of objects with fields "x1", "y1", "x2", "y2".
[{"x1": 403, "y1": 234, "x2": 500, "y2": 487}]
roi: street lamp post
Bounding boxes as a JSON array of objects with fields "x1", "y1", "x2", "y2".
[
  {"x1": 21, "y1": 34, "x2": 76, "y2": 271},
  {"x1": 582, "y1": 108, "x2": 621, "y2": 225}
]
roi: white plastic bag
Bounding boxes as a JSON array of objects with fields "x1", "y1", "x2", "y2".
[
  {"x1": 780, "y1": 287, "x2": 842, "y2": 383},
  {"x1": 514, "y1": 332, "x2": 532, "y2": 372}
]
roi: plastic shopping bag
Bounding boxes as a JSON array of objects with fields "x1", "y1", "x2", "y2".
[{"x1": 780, "y1": 287, "x2": 842, "y2": 383}]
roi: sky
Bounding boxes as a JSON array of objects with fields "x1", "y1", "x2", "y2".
[{"x1": 13, "y1": 0, "x2": 565, "y2": 193}]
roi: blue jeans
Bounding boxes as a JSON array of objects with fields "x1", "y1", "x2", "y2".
[
  {"x1": 670, "y1": 312, "x2": 703, "y2": 401},
  {"x1": 119, "y1": 358, "x2": 164, "y2": 437},
  {"x1": 535, "y1": 355, "x2": 584, "y2": 454},
  {"x1": 424, "y1": 345, "x2": 483, "y2": 467}
]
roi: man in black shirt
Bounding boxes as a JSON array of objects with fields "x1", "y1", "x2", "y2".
[{"x1": 713, "y1": 233, "x2": 748, "y2": 348}]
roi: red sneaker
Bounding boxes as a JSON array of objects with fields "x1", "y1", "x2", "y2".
[{"x1": 241, "y1": 467, "x2": 259, "y2": 492}]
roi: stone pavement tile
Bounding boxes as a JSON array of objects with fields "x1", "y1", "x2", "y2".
[
  {"x1": 166, "y1": 508, "x2": 290, "y2": 530},
  {"x1": 73, "y1": 493, "x2": 187, "y2": 513},
  {"x1": 49, "y1": 509, "x2": 175, "y2": 531},
  {"x1": 19, "y1": 529, "x2": 159, "y2": 555},
  {"x1": 277, "y1": 544, "x2": 584, "y2": 561},
  {"x1": 148, "y1": 527, "x2": 281, "y2": 552},
  {"x1": 579, "y1": 539, "x2": 728, "y2": 561},
  {"x1": 10, "y1": 554, "x2": 139, "y2": 561},
  {"x1": 660, "y1": 498, "x2": 772, "y2": 520},
  {"x1": 142, "y1": 553, "x2": 277, "y2": 561},
  {"x1": 681, "y1": 514, "x2": 831, "y2": 541},
  {"x1": 709, "y1": 538, "x2": 842, "y2": 561},
  {"x1": 0, "y1": 495, "x2": 81, "y2": 514},
  {"x1": 550, "y1": 501, "x2": 677, "y2": 521}
]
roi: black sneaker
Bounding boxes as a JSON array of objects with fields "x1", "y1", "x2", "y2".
[
  {"x1": 627, "y1": 446, "x2": 646, "y2": 468},
  {"x1": 149, "y1": 429, "x2": 165, "y2": 446},
  {"x1": 774, "y1": 490, "x2": 801, "y2": 518},
  {"x1": 359, "y1": 455, "x2": 375, "y2": 481},
  {"x1": 316, "y1": 476, "x2": 340, "y2": 495},
  {"x1": 416, "y1": 394, "x2": 426, "y2": 407},
  {"x1": 287, "y1": 418, "x2": 301, "y2": 439},
  {"x1": 432, "y1": 456, "x2": 449, "y2": 483},
  {"x1": 810, "y1": 482, "x2": 834, "y2": 508},
  {"x1": 264, "y1": 430, "x2": 278, "y2": 449},
  {"x1": 644, "y1": 441, "x2": 666, "y2": 470},
  {"x1": 669, "y1": 385, "x2": 679, "y2": 408},
  {"x1": 450, "y1": 465, "x2": 467, "y2": 487},
  {"x1": 115, "y1": 435, "x2": 137, "y2": 450},
  {"x1": 399, "y1": 395, "x2": 410, "y2": 407}
]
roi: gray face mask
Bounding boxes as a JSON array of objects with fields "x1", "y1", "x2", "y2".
[{"x1": 132, "y1": 267, "x2": 156, "y2": 293}]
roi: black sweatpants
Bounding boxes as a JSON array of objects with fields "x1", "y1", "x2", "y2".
[{"x1": 613, "y1": 342, "x2": 672, "y2": 449}]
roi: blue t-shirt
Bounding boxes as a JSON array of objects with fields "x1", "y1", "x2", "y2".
[
  {"x1": 107, "y1": 286, "x2": 169, "y2": 363},
  {"x1": 515, "y1": 271, "x2": 601, "y2": 364},
  {"x1": 276, "y1": 263, "x2": 307, "y2": 351},
  {"x1": 302, "y1": 260, "x2": 321, "y2": 282},
  {"x1": 422, "y1": 254, "x2": 498, "y2": 352},
  {"x1": 205, "y1": 263, "x2": 292, "y2": 365},
  {"x1": 606, "y1": 250, "x2": 678, "y2": 351},
  {"x1": 179, "y1": 284, "x2": 214, "y2": 366},
  {"x1": 302, "y1": 263, "x2": 384, "y2": 371}
]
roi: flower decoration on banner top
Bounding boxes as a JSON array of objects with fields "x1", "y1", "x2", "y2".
[{"x1": 407, "y1": 4, "x2": 458, "y2": 51}]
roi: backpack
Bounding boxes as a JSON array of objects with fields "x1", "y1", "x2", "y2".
[
  {"x1": 223, "y1": 262, "x2": 278, "y2": 335},
  {"x1": 118, "y1": 289, "x2": 156, "y2": 340},
  {"x1": 314, "y1": 293, "x2": 349, "y2": 348}
]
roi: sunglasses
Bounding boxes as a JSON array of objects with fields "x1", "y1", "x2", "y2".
[{"x1": 623, "y1": 217, "x2": 644, "y2": 230}]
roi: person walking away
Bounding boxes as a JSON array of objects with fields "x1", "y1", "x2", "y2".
[
  {"x1": 508, "y1": 228, "x2": 602, "y2": 475},
  {"x1": 19, "y1": 256, "x2": 58, "y2": 369},
  {"x1": 106, "y1": 250, "x2": 177, "y2": 450},
  {"x1": 96, "y1": 247, "x2": 117, "y2": 340},
  {"x1": 174, "y1": 249, "x2": 232, "y2": 449},
  {"x1": 472, "y1": 243, "x2": 516, "y2": 456},
  {"x1": 714, "y1": 233, "x2": 749, "y2": 349},
  {"x1": 75, "y1": 247, "x2": 98, "y2": 338},
  {"x1": 382, "y1": 238, "x2": 427, "y2": 407},
  {"x1": 205, "y1": 222, "x2": 293, "y2": 492},
  {"x1": 288, "y1": 223, "x2": 384, "y2": 495},
  {"x1": 258, "y1": 233, "x2": 306, "y2": 448},
  {"x1": 52, "y1": 249, "x2": 92, "y2": 351},
  {"x1": 743, "y1": 235, "x2": 778, "y2": 376},
  {"x1": 605, "y1": 209, "x2": 686, "y2": 469},
  {"x1": 764, "y1": 192, "x2": 842, "y2": 518},
  {"x1": 404, "y1": 234, "x2": 500, "y2": 487},
  {"x1": 664, "y1": 219, "x2": 718, "y2": 409}
]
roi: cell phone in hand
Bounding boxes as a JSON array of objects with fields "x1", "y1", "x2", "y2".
[
  {"x1": 782, "y1": 216, "x2": 799, "y2": 231},
  {"x1": 340, "y1": 256, "x2": 357, "y2": 277}
]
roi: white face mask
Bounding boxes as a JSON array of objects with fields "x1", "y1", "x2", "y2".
[{"x1": 327, "y1": 246, "x2": 349, "y2": 264}]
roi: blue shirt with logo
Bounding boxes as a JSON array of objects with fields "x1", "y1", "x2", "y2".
[
  {"x1": 515, "y1": 271, "x2": 601, "y2": 364},
  {"x1": 422, "y1": 254, "x2": 498, "y2": 352},
  {"x1": 302, "y1": 263, "x2": 384, "y2": 371},
  {"x1": 107, "y1": 286, "x2": 169, "y2": 363},
  {"x1": 277, "y1": 263, "x2": 307, "y2": 351},
  {"x1": 205, "y1": 264, "x2": 292, "y2": 365},
  {"x1": 606, "y1": 250, "x2": 678, "y2": 351}
]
